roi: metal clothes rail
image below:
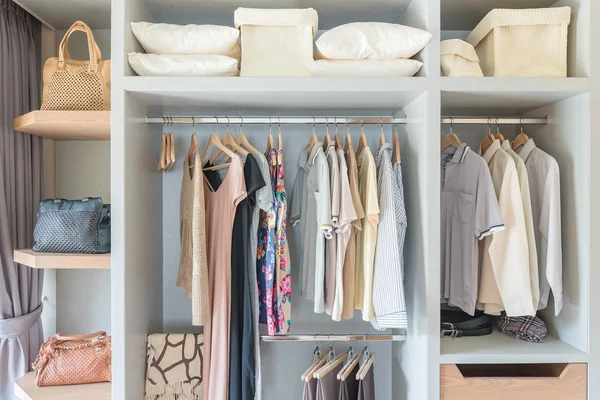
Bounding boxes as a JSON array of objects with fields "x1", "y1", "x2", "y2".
[
  {"x1": 441, "y1": 116, "x2": 548, "y2": 125},
  {"x1": 145, "y1": 116, "x2": 407, "y2": 125},
  {"x1": 260, "y1": 334, "x2": 406, "y2": 342}
]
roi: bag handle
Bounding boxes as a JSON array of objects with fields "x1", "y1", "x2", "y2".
[
  {"x1": 58, "y1": 21, "x2": 101, "y2": 72},
  {"x1": 62, "y1": 27, "x2": 102, "y2": 62},
  {"x1": 55, "y1": 331, "x2": 106, "y2": 341}
]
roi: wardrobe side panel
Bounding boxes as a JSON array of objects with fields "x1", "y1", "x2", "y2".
[
  {"x1": 123, "y1": 95, "x2": 165, "y2": 399},
  {"x1": 392, "y1": 94, "x2": 430, "y2": 400},
  {"x1": 553, "y1": 0, "x2": 590, "y2": 77},
  {"x1": 399, "y1": 0, "x2": 432, "y2": 77},
  {"x1": 522, "y1": 94, "x2": 590, "y2": 352},
  {"x1": 124, "y1": 0, "x2": 155, "y2": 76}
]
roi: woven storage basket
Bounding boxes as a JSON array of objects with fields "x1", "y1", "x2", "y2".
[
  {"x1": 441, "y1": 39, "x2": 483, "y2": 77},
  {"x1": 234, "y1": 8, "x2": 318, "y2": 77},
  {"x1": 466, "y1": 7, "x2": 571, "y2": 77}
]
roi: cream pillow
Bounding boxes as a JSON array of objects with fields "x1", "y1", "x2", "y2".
[
  {"x1": 130, "y1": 22, "x2": 240, "y2": 57},
  {"x1": 307, "y1": 59, "x2": 423, "y2": 77},
  {"x1": 316, "y1": 22, "x2": 432, "y2": 60},
  {"x1": 128, "y1": 53, "x2": 239, "y2": 77}
]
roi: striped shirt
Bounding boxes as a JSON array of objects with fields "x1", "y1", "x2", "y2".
[{"x1": 372, "y1": 143, "x2": 408, "y2": 329}]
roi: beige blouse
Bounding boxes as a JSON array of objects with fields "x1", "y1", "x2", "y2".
[{"x1": 177, "y1": 152, "x2": 209, "y2": 326}]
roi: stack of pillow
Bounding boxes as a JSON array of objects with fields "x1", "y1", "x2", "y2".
[
  {"x1": 309, "y1": 22, "x2": 432, "y2": 77},
  {"x1": 128, "y1": 22, "x2": 241, "y2": 77}
]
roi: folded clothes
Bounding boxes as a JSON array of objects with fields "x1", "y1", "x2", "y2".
[
  {"x1": 128, "y1": 53, "x2": 239, "y2": 77},
  {"x1": 496, "y1": 314, "x2": 547, "y2": 343}
]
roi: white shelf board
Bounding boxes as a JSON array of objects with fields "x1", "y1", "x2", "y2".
[
  {"x1": 12, "y1": 0, "x2": 110, "y2": 29},
  {"x1": 440, "y1": 331, "x2": 588, "y2": 364},
  {"x1": 441, "y1": 79, "x2": 589, "y2": 115},
  {"x1": 145, "y1": 0, "x2": 410, "y2": 29},
  {"x1": 124, "y1": 77, "x2": 427, "y2": 111},
  {"x1": 441, "y1": 0, "x2": 562, "y2": 30},
  {"x1": 14, "y1": 372, "x2": 111, "y2": 400}
]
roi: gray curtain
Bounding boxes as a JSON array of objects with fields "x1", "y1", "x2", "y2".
[{"x1": 0, "y1": 0, "x2": 44, "y2": 398}]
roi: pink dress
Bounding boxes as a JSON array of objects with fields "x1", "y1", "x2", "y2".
[{"x1": 202, "y1": 155, "x2": 246, "y2": 400}]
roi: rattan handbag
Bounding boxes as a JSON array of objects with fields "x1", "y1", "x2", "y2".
[{"x1": 41, "y1": 21, "x2": 110, "y2": 110}]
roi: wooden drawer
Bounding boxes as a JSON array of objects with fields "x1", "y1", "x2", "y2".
[{"x1": 441, "y1": 363, "x2": 587, "y2": 400}]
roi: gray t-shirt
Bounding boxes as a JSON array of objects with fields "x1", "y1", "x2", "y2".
[{"x1": 440, "y1": 143, "x2": 504, "y2": 315}]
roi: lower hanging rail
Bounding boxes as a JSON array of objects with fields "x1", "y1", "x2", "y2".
[{"x1": 260, "y1": 334, "x2": 406, "y2": 342}]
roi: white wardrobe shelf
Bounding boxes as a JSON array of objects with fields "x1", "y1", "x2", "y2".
[
  {"x1": 14, "y1": 372, "x2": 111, "y2": 400},
  {"x1": 124, "y1": 77, "x2": 428, "y2": 110},
  {"x1": 440, "y1": 77, "x2": 590, "y2": 93},
  {"x1": 440, "y1": 331, "x2": 588, "y2": 364}
]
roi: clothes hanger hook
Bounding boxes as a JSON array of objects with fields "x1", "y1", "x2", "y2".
[
  {"x1": 488, "y1": 117, "x2": 491, "y2": 135},
  {"x1": 269, "y1": 116, "x2": 272, "y2": 132},
  {"x1": 380, "y1": 117, "x2": 384, "y2": 135},
  {"x1": 335, "y1": 117, "x2": 338, "y2": 133},
  {"x1": 361, "y1": 117, "x2": 364, "y2": 133},
  {"x1": 240, "y1": 116, "x2": 243, "y2": 132},
  {"x1": 450, "y1": 117, "x2": 454, "y2": 135},
  {"x1": 520, "y1": 118, "x2": 524, "y2": 134},
  {"x1": 326, "y1": 117, "x2": 329, "y2": 135},
  {"x1": 278, "y1": 117, "x2": 282, "y2": 134},
  {"x1": 313, "y1": 117, "x2": 316, "y2": 134},
  {"x1": 346, "y1": 120, "x2": 350, "y2": 135},
  {"x1": 214, "y1": 116, "x2": 219, "y2": 133},
  {"x1": 496, "y1": 117, "x2": 500, "y2": 134}
]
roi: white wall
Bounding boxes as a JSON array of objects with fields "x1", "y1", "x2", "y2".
[{"x1": 49, "y1": 28, "x2": 112, "y2": 335}]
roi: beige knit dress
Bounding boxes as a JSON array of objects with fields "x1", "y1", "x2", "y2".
[{"x1": 177, "y1": 152, "x2": 209, "y2": 326}]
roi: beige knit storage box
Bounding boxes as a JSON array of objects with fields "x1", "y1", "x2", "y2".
[
  {"x1": 441, "y1": 39, "x2": 483, "y2": 77},
  {"x1": 234, "y1": 8, "x2": 318, "y2": 77},
  {"x1": 466, "y1": 7, "x2": 571, "y2": 77}
]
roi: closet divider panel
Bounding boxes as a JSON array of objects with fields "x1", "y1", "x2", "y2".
[{"x1": 521, "y1": 93, "x2": 590, "y2": 352}]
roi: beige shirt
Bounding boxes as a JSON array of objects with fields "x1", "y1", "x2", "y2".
[
  {"x1": 331, "y1": 149, "x2": 358, "y2": 321},
  {"x1": 342, "y1": 149, "x2": 365, "y2": 319},
  {"x1": 477, "y1": 140, "x2": 535, "y2": 317},
  {"x1": 355, "y1": 147, "x2": 380, "y2": 321},
  {"x1": 177, "y1": 152, "x2": 209, "y2": 326},
  {"x1": 325, "y1": 144, "x2": 340, "y2": 316},
  {"x1": 502, "y1": 139, "x2": 540, "y2": 309}
]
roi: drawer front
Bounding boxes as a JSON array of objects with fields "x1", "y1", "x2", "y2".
[{"x1": 440, "y1": 363, "x2": 587, "y2": 400}]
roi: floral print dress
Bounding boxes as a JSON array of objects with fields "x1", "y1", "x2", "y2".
[
  {"x1": 272, "y1": 148, "x2": 291, "y2": 334},
  {"x1": 257, "y1": 148, "x2": 291, "y2": 335}
]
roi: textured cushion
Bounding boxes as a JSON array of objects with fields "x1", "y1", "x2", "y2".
[
  {"x1": 130, "y1": 22, "x2": 240, "y2": 57},
  {"x1": 128, "y1": 53, "x2": 239, "y2": 77},
  {"x1": 316, "y1": 22, "x2": 432, "y2": 60},
  {"x1": 307, "y1": 59, "x2": 423, "y2": 77}
]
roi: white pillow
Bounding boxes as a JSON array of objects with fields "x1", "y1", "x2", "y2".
[
  {"x1": 316, "y1": 22, "x2": 432, "y2": 60},
  {"x1": 306, "y1": 59, "x2": 423, "y2": 77},
  {"x1": 130, "y1": 22, "x2": 240, "y2": 56},
  {"x1": 128, "y1": 53, "x2": 239, "y2": 77}
]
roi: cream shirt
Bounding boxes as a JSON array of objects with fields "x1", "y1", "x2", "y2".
[
  {"x1": 477, "y1": 140, "x2": 534, "y2": 317},
  {"x1": 331, "y1": 149, "x2": 358, "y2": 321},
  {"x1": 501, "y1": 140, "x2": 540, "y2": 310},
  {"x1": 518, "y1": 139, "x2": 563, "y2": 315},
  {"x1": 325, "y1": 144, "x2": 340, "y2": 316},
  {"x1": 355, "y1": 147, "x2": 380, "y2": 321}
]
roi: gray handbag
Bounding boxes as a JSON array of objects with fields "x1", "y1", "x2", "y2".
[{"x1": 33, "y1": 197, "x2": 110, "y2": 254}]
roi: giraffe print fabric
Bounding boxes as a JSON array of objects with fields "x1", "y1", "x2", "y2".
[{"x1": 145, "y1": 334, "x2": 204, "y2": 400}]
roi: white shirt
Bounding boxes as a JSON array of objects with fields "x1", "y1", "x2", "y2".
[
  {"x1": 518, "y1": 139, "x2": 563, "y2": 315},
  {"x1": 502, "y1": 140, "x2": 540, "y2": 309},
  {"x1": 478, "y1": 139, "x2": 534, "y2": 317}
]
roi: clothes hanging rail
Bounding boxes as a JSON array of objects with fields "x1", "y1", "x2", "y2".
[
  {"x1": 145, "y1": 116, "x2": 408, "y2": 125},
  {"x1": 260, "y1": 334, "x2": 406, "y2": 342},
  {"x1": 441, "y1": 117, "x2": 548, "y2": 125}
]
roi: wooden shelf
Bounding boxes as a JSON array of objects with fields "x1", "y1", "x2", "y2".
[
  {"x1": 14, "y1": 372, "x2": 111, "y2": 400},
  {"x1": 14, "y1": 249, "x2": 110, "y2": 269},
  {"x1": 13, "y1": 111, "x2": 110, "y2": 140}
]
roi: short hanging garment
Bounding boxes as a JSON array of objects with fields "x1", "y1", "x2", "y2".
[
  {"x1": 357, "y1": 367, "x2": 375, "y2": 400},
  {"x1": 257, "y1": 152, "x2": 278, "y2": 335},
  {"x1": 339, "y1": 363, "x2": 360, "y2": 400},
  {"x1": 271, "y1": 148, "x2": 292, "y2": 333},
  {"x1": 315, "y1": 363, "x2": 344, "y2": 400},
  {"x1": 202, "y1": 155, "x2": 246, "y2": 400},
  {"x1": 177, "y1": 152, "x2": 209, "y2": 326}
]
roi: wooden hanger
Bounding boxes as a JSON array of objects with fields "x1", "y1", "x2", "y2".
[
  {"x1": 338, "y1": 352, "x2": 362, "y2": 381},
  {"x1": 323, "y1": 132, "x2": 331, "y2": 150},
  {"x1": 278, "y1": 122, "x2": 283, "y2": 152},
  {"x1": 158, "y1": 133, "x2": 167, "y2": 171},
  {"x1": 186, "y1": 133, "x2": 198, "y2": 178},
  {"x1": 164, "y1": 132, "x2": 173, "y2": 171},
  {"x1": 344, "y1": 133, "x2": 353, "y2": 152},
  {"x1": 308, "y1": 134, "x2": 318, "y2": 157},
  {"x1": 201, "y1": 132, "x2": 236, "y2": 170},
  {"x1": 236, "y1": 133, "x2": 258, "y2": 154},
  {"x1": 512, "y1": 120, "x2": 529, "y2": 151},
  {"x1": 480, "y1": 133, "x2": 496, "y2": 155},
  {"x1": 314, "y1": 353, "x2": 347, "y2": 380},
  {"x1": 392, "y1": 132, "x2": 401, "y2": 164},
  {"x1": 355, "y1": 133, "x2": 368, "y2": 157},
  {"x1": 441, "y1": 118, "x2": 461, "y2": 152},
  {"x1": 494, "y1": 119, "x2": 505, "y2": 143},
  {"x1": 334, "y1": 133, "x2": 342, "y2": 149},
  {"x1": 379, "y1": 118, "x2": 386, "y2": 147},
  {"x1": 210, "y1": 132, "x2": 248, "y2": 164},
  {"x1": 356, "y1": 353, "x2": 376, "y2": 380},
  {"x1": 167, "y1": 133, "x2": 176, "y2": 171},
  {"x1": 301, "y1": 354, "x2": 327, "y2": 382}
]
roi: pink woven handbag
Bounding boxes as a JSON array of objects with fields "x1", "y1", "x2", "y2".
[{"x1": 32, "y1": 331, "x2": 111, "y2": 387}]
